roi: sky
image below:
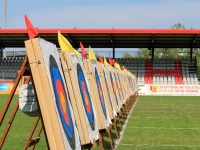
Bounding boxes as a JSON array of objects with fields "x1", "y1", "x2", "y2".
[{"x1": 1, "y1": 0, "x2": 200, "y2": 57}]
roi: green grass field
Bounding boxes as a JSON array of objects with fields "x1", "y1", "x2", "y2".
[
  {"x1": 0, "y1": 95, "x2": 47, "y2": 150},
  {"x1": 1, "y1": 95, "x2": 200, "y2": 150},
  {"x1": 117, "y1": 96, "x2": 200, "y2": 150}
]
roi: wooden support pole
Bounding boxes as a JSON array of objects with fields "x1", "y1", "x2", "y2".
[
  {"x1": 0, "y1": 101, "x2": 19, "y2": 148},
  {"x1": 31, "y1": 125, "x2": 43, "y2": 150},
  {"x1": 24, "y1": 117, "x2": 40, "y2": 150},
  {"x1": 0, "y1": 65, "x2": 30, "y2": 149},
  {"x1": 106, "y1": 125, "x2": 114, "y2": 150},
  {"x1": 0, "y1": 56, "x2": 28, "y2": 125}
]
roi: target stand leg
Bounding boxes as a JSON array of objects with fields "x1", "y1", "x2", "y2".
[
  {"x1": 112, "y1": 118, "x2": 119, "y2": 139},
  {"x1": 117, "y1": 114, "x2": 122, "y2": 131},
  {"x1": 106, "y1": 125, "x2": 114, "y2": 150},
  {"x1": 81, "y1": 139, "x2": 96, "y2": 150},
  {"x1": 120, "y1": 109, "x2": 125, "y2": 125},
  {"x1": 98, "y1": 133, "x2": 105, "y2": 150}
]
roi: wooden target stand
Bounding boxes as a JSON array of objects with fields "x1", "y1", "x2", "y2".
[
  {"x1": 0, "y1": 56, "x2": 50, "y2": 150},
  {"x1": 0, "y1": 55, "x2": 139, "y2": 150}
]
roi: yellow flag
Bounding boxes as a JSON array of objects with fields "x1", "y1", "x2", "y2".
[
  {"x1": 104, "y1": 57, "x2": 110, "y2": 66},
  {"x1": 114, "y1": 63, "x2": 121, "y2": 69},
  {"x1": 58, "y1": 31, "x2": 80, "y2": 55},
  {"x1": 88, "y1": 46, "x2": 97, "y2": 60}
]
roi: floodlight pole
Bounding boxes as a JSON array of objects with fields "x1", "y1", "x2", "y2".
[{"x1": 4, "y1": 0, "x2": 7, "y2": 29}]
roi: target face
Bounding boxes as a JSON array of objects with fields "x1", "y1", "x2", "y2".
[
  {"x1": 95, "y1": 68, "x2": 107, "y2": 119},
  {"x1": 49, "y1": 55, "x2": 76, "y2": 150},
  {"x1": 103, "y1": 70, "x2": 114, "y2": 111},
  {"x1": 77, "y1": 63, "x2": 95, "y2": 131},
  {"x1": 118, "y1": 74, "x2": 124, "y2": 99},
  {"x1": 110, "y1": 72, "x2": 119, "y2": 106},
  {"x1": 114, "y1": 73, "x2": 122, "y2": 100}
]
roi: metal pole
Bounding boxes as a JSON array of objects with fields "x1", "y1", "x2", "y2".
[
  {"x1": 190, "y1": 47, "x2": 193, "y2": 63},
  {"x1": 4, "y1": 0, "x2": 6, "y2": 28},
  {"x1": 112, "y1": 47, "x2": 115, "y2": 59},
  {"x1": 152, "y1": 48, "x2": 154, "y2": 60}
]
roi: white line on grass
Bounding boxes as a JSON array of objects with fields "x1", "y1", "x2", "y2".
[
  {"x1": 119, "y1": 143, "x2": 200, "y2": 148},
  {"x1": 126, "y1": 127, "x2": 199, "y2": 130},
  {"x1": 135, "y1": 110, "x2": 177, "y2": 112},
  {"x1": 141, "y1": 106, "x2": 200, "y2": 109},
  {"x1": 144, "y1": 107, "x2": 180, "y2": 108},
  {"x1": 114, "y1": 97, "x2": 139, "y2": 150},
  {"x1": 130, "y1": 117, "x2": 199, "y2": 120}
]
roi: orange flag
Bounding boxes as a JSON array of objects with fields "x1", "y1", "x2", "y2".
[
  {"x1": 24, "y1": 14, "x2": 38, "y2": 39},
  {"x1": 99, "y1": 56, "x2": 103, "y2": 64},
  {"x1": 80, "y1": 42, "x2": 87, "y2": 58}
]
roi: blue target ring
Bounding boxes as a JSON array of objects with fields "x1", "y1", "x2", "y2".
[
  {"x1": 95, "y1": 68, "x2": 107, "y2": 119},
  {"x1": 49, "y1": 55, "x2": 75, "y2": 150},
  {"x1": 77, "y1": 63, "x2": 95, "y2": 131},
  {"x1": 103, "y1": 70, "x2": 114, "y2": 111},
  {"x1": 118, "y1": 75, "x2": 124, "y2": 99},
  {"x1": 114, "y1": 73, "x2": 122, "y2": 100},
  {"x1": 110, "y1": 72, "x2": 119, "y2": 106}
]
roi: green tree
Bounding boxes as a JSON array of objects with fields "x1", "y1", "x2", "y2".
[
  {"x1": 171, "y1": 23, "x2": 185, "y2": 29},
  {"x1": 136, "y1": 48, "x2": 151, "y2": 59},
  {"x1": 123, "y1": 52, "x2": 133, "y2": 58}
]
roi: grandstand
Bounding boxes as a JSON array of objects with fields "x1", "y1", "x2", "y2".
[
  {"x1": 116, "y1": 57, "x2": 199, "y2": 85},
  {"x1": 0, "y1": 56, "x2": 24, "y2": 81},
  {"x1": 0, "y1": 49, "x2": 199, "y2": 86}
]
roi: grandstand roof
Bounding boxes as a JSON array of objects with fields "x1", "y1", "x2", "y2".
[{"x1": 1, "y1": 29, "x2": 200, "y2": 48}]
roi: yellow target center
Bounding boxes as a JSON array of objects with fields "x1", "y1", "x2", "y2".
[
  {"x1": 83, "y1": 90, "x2": 89, "y2": 105},
  {"x1": 60, "y1": 91, "x2": 66, "y2": 113}
]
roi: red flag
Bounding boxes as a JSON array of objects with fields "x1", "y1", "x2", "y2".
[
  {"x1": 99, "y1": 56, "x2": 103, "y2": 64},
  {"x1": 24, "y1": 14, "x2": 38, "y2": 39},
  {"x1": 109, "y1": 58, "x2": 115, "y2": 66},
  {"x1": 121, "y1": 66, "x2": 125, "y2": 70},
  {"x1": 80, "y1": 42, "x2": 87, "y2": 58}
]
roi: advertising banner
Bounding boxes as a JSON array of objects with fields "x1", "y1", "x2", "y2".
[
  {"x1": 138, "y1": 84, "x2": 200, "y2": 96},
  {"x1": 0, "y1": 83, "x2": 19, "y2": 94}
]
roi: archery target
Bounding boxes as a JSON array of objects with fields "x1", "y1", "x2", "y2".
[
  {"x1": 114, "y1": 70, "x2": 125, "y2": 104},
  {"x1": 39, "y1": 39, "x2": 80, "y2": 150},
  {"x1": 70, "y1": 53, "x2": 99, "y2": 141},
  {"x1": 108, "y1": 67, "x2": 120, "y2": 111},
  {"x1": 102, "y1": 66, "x2": 117, "y2": 117},
  {"x1": 117, "y1": 71, "x2": 125, "y2": 100},
  {"x1": 128, "y1": 75, "x2": 134, "y2": 94},
  {"x1": 90, "y1": 60, "x2": 110, "y2": 127}
]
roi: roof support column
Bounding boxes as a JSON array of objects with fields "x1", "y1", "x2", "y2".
[
  {"x1": 0, "y1": 48, "x2": 4, "y2": 58},
  {"x1": 152, "y1": 48, "x2": 154, "y2": 60},
  {"x1": 190, "y1": 47, "x2": 193, "y2": 63},
  {"x1": 112, "y1": 47, "x2": 115, "y2": 59}
]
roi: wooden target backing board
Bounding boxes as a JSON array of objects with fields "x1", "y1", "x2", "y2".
[
  {"x1": 83, "y1": 59, "x2": 110, "y2": 130},
  {"x1": 133, "y1": 75, "x2": 138, "y2": 93},
  {"x1": 121, "y1": 71, "x2": 131, "y2": 100},
  {"x1": 60, "y1": 52, "x2": 99, "y2": 145},
  {"x1": 110, "y1": 67, "x2": 123, "y2": 109},
  {"x1": 128, "y1": 75, "x2": 134, "y2": 94},
  {"x1": 104, "y1": 66, "x2": 121, "y2": 113},
  {"x1": 96, "y1": 62, "x2": 115, "y2": 120},
  {"x1": 118, "y1": 70, "x2": 127, "y2": 102},
  {"x1": 25, "y1": 38, "x2": 81, "y2": 150},
  {"x1": 99, "y1": 63, "x2": 117, "y2": 117},
  {"x1": 114, "y1": 69, "x2": 126, "y2": 105}
]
